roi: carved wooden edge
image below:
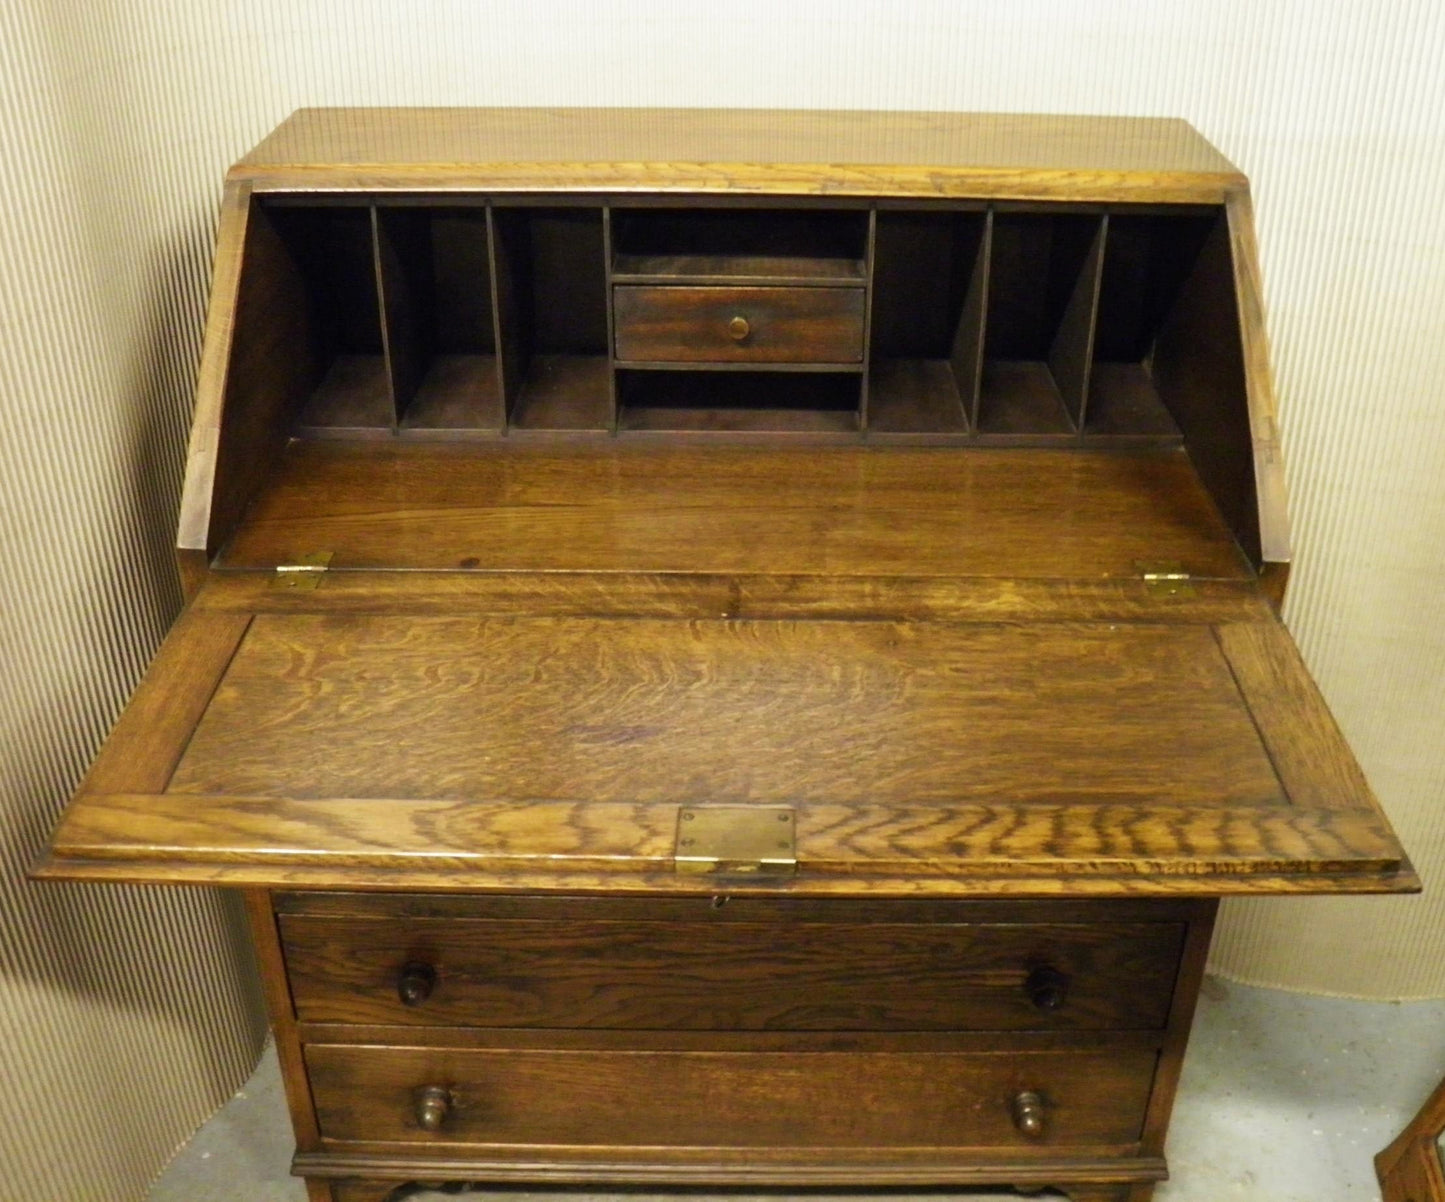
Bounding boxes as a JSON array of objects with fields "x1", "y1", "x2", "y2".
[
  {"x1": 1377, "y1": 1074, "x2": 1445, "y2": 1202},
  {"x1": 177, "y1": 179, "x2": 252, "y2": 598},
  {"x1": 325, "y1": 1181, "x2": 1149, "y2": 1202},
  {"x1": 36, "y1": 853, "x2": 1418, "y2": 896},
  {"x1": 1224, "y1": 186, "x2": 1292, "y2": 574},
  {"x1": 325, "y1": 1177, "x2": 1150, "y2": 1201},
  {"x1": 41, "y1": 792, "x2": 1411, "y2": 882},
  {"x1": 241, "y1": 889, "x2": 321, "y2": 1147},
  {"x1": 294, "y1": 1150, "x2": 1168, "y2": 1186}
]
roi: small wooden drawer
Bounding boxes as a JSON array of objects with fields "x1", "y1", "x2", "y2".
[
  {"x1": 280, "y1": 913, "x2": 1185, "y2": 1031},
  {"x1": 613, "y1": 284, "x2": 866, "y2": 363},
  {"x1": 308, "y1": 1043, "x2": 1157, "y2": 1150}
]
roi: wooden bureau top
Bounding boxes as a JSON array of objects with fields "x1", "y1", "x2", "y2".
[
  {"x1": 234, "y1": 108, "x2": 1245, "y2": 202},
  {"x1": 35, "y1": 108, "x2": 1415, "y2": 902}
]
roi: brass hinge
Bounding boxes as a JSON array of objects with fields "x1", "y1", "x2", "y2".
[
  {"x1": 272, "y1": 551, "x2": 333, "y2": 590},
  {"x1": 1137, "y1": 560, "x2": 1195, "y2": 599},
  {"x1": 675, "y1": 806, "x2": 797, "y2": 877}
]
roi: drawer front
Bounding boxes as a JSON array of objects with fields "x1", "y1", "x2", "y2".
[
  {"x1": 308, "y1": 1043, "x2": 1156, "y2": 1149},
  {"x1": 281, "y1": 914, "x2": 1184, "y2": 1031},
  {"x1": 613, "y1": 285, "x2": 866, "y2": 363}
]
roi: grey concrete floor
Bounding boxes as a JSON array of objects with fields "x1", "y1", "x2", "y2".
[{"x1": 147, "y1": 977, "x2": 1445, "y2": 1202}]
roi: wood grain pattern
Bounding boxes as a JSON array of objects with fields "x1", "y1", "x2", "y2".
[
  {"x1": 36, "y1": 853, "x2": 1415, "y2": 895},
  {"x1": 217, "y1": 442, "x2": 1252, "y2": 579},
  {"x1": 234, "y1": 109, "x2": 1242, "y2": 204},
  {"x1": 306, "y1": 1042, "x2": 1157, "y2": 1149},
  {"x1": 43, "y1": 794, "x2": 1408, "y2": 892},
  {"x1": 614, "y1": 285, "x2": 865, "y2": 363},
  {"x1": 279, "y1": 914, "x2": 1184, "y2": 1031},
  {"x1": 165, "y1": 614, "x2": 1278, "y2": 808},
  {"x1": 188, "y1": 565, "x2": 1269, "y2": 625},
  {"x1": 40, "y1": 599, "x2": 1409, "y2": 893}
]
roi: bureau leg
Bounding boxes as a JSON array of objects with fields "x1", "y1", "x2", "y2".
[
  {"x1": 327, "y1": 1181, "x2": 460, "y2": 1202},
  {"x1": 304, "y1": 1179, "x2": 337, "y2": 1202},
  {"x1": 1064, "y1": 1186, "x2": 1144, "y2": 1202},
  {"x1": 325, "y1": 1181, "x2": 403, "y2": 1202}
]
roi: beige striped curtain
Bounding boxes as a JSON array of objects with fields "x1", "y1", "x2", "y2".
[{"x1": 2, "y1": 2, "x2": 1442, "y2": 1198}]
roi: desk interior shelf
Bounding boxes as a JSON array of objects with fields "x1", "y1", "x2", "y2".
[{"x1": 248, "y1": 196, "x2": 1241, "y2": 459}]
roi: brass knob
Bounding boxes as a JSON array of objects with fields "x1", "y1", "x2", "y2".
[
  {"x1": 1024, "y1": 964, "x2": 1070, "y2": 1011},
  {"x1": 727, "y1": 315, "x2": 750, "y2": 341},
  {"x1": 415, "y1": 1085, "x2": 452, "y2": 1131},
  {"x1": 397, "y1": 961, "x2": 437, "y2": 1007},
  {"x1": 1012, "y1": 1090, "x2": 1046, "y2": 1139}
]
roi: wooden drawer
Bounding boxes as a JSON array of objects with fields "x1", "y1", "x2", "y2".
[
  {"x1": 308, "y1": 1043, "x2": 1157, "y2": 1150},
  {"x1": 280, "y1": 913, "x2": 1185, "y2": 1031},
  {"x1": 613, "y1": 284, "x2": 866, "y2": 363}
]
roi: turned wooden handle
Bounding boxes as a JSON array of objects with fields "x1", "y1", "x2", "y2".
[
  {"x1": 415, "y1": 1085, "x2": 452, "y2": 1131},
  {"x1": 397, "y1": 961, "x2": 437, "y2": 1007},
  {"x1": 1024, "y1": 964, "x2": 1070, "y2": 1011},
  {"x1": 727, "y1": 315, "x2": 751, "y2": 341},
  {"x1": 1012, "y1": 1090, "x2": 1046, "y2": 1139}
]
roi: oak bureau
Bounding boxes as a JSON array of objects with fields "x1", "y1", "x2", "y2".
[{"x1": 37, "y1": 109, "x2": 1416, "y2": 1202}]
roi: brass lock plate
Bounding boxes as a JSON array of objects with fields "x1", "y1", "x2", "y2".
[{"x1": 675, "y1": 806, "x2": 796, "y2": 877}]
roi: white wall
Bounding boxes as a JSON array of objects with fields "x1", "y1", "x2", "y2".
[{"x1": 3, "y1": 2, "x2": 1443, "y2": 1197}]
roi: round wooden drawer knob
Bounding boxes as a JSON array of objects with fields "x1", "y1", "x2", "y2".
[
  {"x1": 415, "y1": 1085, "x2": 452, "y2": 1131},
  {"x1": 1024, "y1": 964, "x2": 1070, "y2": 1011},
  {"x1": 397, "y1": 961, "x2": 437, "y2": 1007},
  {"x1": 727, "y1": 315, "x2": 751, "y2": 341},
  {"x1": 1012, "y1": 1090, "x2": 1046, "y2": 1139}
]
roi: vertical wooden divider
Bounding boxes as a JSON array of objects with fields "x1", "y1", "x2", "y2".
[
  {"x1": 1048, "y1": 214, "x2": 1108, "y2": 433},
  {"x1": 954, "y1": 207, "x2": 993, "y2": 433},
  {"x1": 488, "y1": 206, "x2": 525, "y2": 432},
  {"x1": 367, "y1": 207, "x2": 398, "y2": 430},
  {"x1": 601, "y1": 205, "x2": 619, "y2": 432},
  {"x1": 858, "y1": 208, "x2": 878, "y2": 432},
  {"x1": 1153, "y1": 210, "x2": 1262, "y2": 566},
  {"x1": 373, "y1": 206, "x2": 435, "y2": 430}
]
